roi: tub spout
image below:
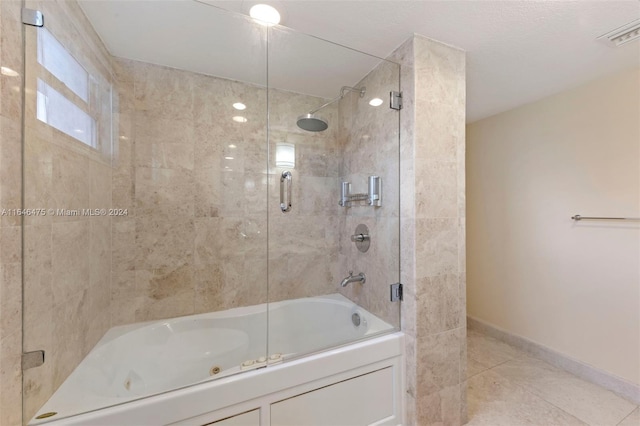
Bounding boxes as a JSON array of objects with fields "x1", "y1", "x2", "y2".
[{"x1": 340, "y1": 271, "x2": 366, "y2": 287}]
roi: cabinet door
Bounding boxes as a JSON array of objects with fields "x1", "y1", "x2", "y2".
[
  {"x1": 205, "y1": 409, "x2": 260, "y2": 426},
  {"x1": 271, "y1": 367, "x2": 395, "y2": 426}
]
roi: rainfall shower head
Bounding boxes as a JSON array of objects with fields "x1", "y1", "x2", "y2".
[
  {"x1": 297, "y1": 114, "x2": 328, "y2": 132},
  {"x1": 297, "y1": 86, "x2": 366, "y2": 132}
]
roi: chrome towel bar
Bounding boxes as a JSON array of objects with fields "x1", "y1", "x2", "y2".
[{"x1": 571, "y1": 215, "x2": 640, "y2": 221}]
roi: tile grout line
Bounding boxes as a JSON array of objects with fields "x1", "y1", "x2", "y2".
[
  {"x1": 615, "y1": 406, "x2": 639, "y2": 426},
  {"x1": 466, "y1": 331, "x2": 528, "y2": 379},
  {"x1": 466, "y1": 356, "x2": 514, "y2": 379}
]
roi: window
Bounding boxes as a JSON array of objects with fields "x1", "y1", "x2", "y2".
[
  {"x1": 35, "y1": 27, "x2": 112, "y2": 154},
  {"x1": 37, "y1": 27, "x2": 89, "y2": 102},
  {"x1": 37, "y1": 79, "x2": 96, "y2": 147}
]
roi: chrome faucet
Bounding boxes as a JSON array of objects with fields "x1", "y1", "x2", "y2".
[{"x1": 340, "y1": 271, "x2": 366, "y2": 287}]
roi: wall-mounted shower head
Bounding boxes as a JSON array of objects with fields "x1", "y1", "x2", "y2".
[
  {"x1": 297, "y1": 114, "x2": 328, "y2": 132},
  {"x1": 297, "y1": 86, "x2": 366, "y2": 132}
]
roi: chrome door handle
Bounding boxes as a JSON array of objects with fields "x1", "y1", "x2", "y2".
[{"x1": 280, "y1": 171, "x2": 292, "y2": 213}]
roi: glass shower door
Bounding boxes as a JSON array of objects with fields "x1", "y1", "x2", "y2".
[
  {"x1": 21, "y1": 2, "x2": 269, "y2": 423},
  {"x1": 266, "y1": 25, "x2": 401, "y2": 362}
]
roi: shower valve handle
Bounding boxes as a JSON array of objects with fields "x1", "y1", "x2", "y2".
[{"x1": 350, "y1": 233, "x2": 369, "y2": 243}]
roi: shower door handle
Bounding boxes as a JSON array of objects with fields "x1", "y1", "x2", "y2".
[{"x1": 280, "y1": 171, "x2": 292, "y2": 213}]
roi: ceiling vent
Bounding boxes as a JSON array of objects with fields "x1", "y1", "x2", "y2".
[{"x1": 598, "y1": 18, "x2": 640, "y2": 47}]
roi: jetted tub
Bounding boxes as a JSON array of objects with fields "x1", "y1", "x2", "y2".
[{"x1": 31, "y1": 293, "x2": 403, "y2": 425}]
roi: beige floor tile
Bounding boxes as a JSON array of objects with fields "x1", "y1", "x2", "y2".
[
  {"x1": 467, "y1": 328, "x2": 525, "y2": 369},
  {"x1": 492, "y1": 356, "x2": 637, "y2": 426},
  {"x1": 617, "y1": 407, "x2": 640, "y2": 426},
  {"x1": 467, "y1": 369, "x2": 587, "y2": 426}
]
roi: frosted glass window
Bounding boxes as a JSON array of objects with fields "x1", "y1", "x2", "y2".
[
  {"x1": 37, "y1": 28, "x2": 89, "y2": 102},
  {"x1": 37, "y1": 79, "x2": 96, "y2": 147}
]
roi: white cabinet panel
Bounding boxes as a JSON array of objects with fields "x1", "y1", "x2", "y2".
[
  {"x1": 206, "y1": 409, "x2": 260, "y2": 426},
  {"x1": 271, "y1": 367, "x2": 394, "y2": 426}
]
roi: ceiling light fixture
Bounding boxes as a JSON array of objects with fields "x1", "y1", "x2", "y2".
[
  {"x1": 232, "y1": 116, "x2": 248, "y2": 123},
  {"x1": 249, "y1": 4, "x2": 280, "y2": 26},
  {"x1": 598, "y1": 18, "x2": 640, "y2": 47},
  {"x1": 369, "y1": 98, "x2": 384, "y2": 107},
  {"x1": 233, "y1": 102, "x2": 246, "y2": 110}
]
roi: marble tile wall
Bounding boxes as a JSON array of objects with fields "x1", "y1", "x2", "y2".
[
  {"x1": 391, "y1": 35, "x2": 467, "y2": 425},
  {"x1": 0, "y1": 1, "x2": 24, "y2": 424},
  {"x1": 111, "y1": 58, "x2": 340, "y2": 325},
  {"x1": 336, "y1": 60, "x2": 401, "y2": 328}
]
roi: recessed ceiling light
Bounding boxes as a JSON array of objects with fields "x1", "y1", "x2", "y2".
[
  {"x1": 233, "y1": 102, "x2": 246, "y2": 110},
  {"x1": 0, "y1": 66, "x2": 19, "y2": 77},
  {"x1": 249, "y1": 4, "x2": 280, "y2": 26},
  {"x1": 225, "y1": 156, "x2": 234, "y2": 160},
  {"x1": 228, "y1": 144, "x2": 237, "y2": 149},
  {"x1": 369, "y1": 98, "x2": 384, "y2": 107},
  {"x1": 232, "y1": 116, "x2": 248, "y2": 123}
]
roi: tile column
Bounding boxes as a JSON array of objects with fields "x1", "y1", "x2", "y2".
[{"x1": 393, "y1": 35, "x2": 466, "y2": 425}]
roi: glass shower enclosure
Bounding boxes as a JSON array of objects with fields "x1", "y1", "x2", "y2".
[{"x1": 21, "y1": 1, "x2": 401, "y2": 423}]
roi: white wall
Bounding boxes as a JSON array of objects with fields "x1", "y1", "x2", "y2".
[{"x1": 467, "y1": 67, "x2": 640, "y2": 385}]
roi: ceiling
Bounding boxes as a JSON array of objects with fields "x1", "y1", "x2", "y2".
[{"x1": 79, "y1": 0, "x2": 640, "y2": 123}]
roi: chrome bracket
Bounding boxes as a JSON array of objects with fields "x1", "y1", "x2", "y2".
[
  {"x1": 22, "y1": 8, "x2": 44, "y2": 27},
  {"x1": 22, "y1": 350, "x2": 45, "y2": 370},
  {"x1": 390, "y1": 91, "x2": 402, "y2": 110},
  {"x1": 390, "y1": 283, "x2": 403, "y2": 302}
]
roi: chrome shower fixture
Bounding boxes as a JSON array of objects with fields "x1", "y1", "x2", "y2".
[
  {"x1": 339, "y1": 176, "x2": 381, "y2": 207},
  {"x1": 296, "y1": 86, "x2": 366, "y2": 132}
]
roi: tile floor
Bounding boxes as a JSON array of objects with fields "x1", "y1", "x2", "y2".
[{"x1": 466, "y1": 328, "x2": 639, "y2": 426}]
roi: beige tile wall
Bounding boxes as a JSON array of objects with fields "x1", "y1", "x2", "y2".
[
  {"x1": 111, "y1": 58, "x2": 340, "y2": 324},
  {"x1": 392, "y1": 35, "x2": 467, "y2": 425}
]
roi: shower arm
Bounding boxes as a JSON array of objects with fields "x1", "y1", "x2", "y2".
[
  {"x1": 308, "y1": 94, "x2": 342, "y2": 115},
  {"x1": 308, "y1": 86, "x2": 366, "y2": 115}
]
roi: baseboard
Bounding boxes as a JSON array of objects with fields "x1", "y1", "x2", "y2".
[{"x1": 466, "y1": 315, "x2": 640, "y2": 405}]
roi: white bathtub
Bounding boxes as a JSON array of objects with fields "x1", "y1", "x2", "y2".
[{"x1": 31, "y1": 293, "x2": 403, "y2": 425}]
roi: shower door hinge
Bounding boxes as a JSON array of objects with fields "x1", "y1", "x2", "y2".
[
  {"x1": 22, "y1": 350, "x2": 45, "y2": 370},
  {"x1": 390, "y1": 283, "x2": 403, "y2": 302},
  {"x1": 22, "y1": 8, "x2": 44, "y2": 27},
  {"x1": 390, "y1": 91, "x2": 402, "y2": 110}
]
